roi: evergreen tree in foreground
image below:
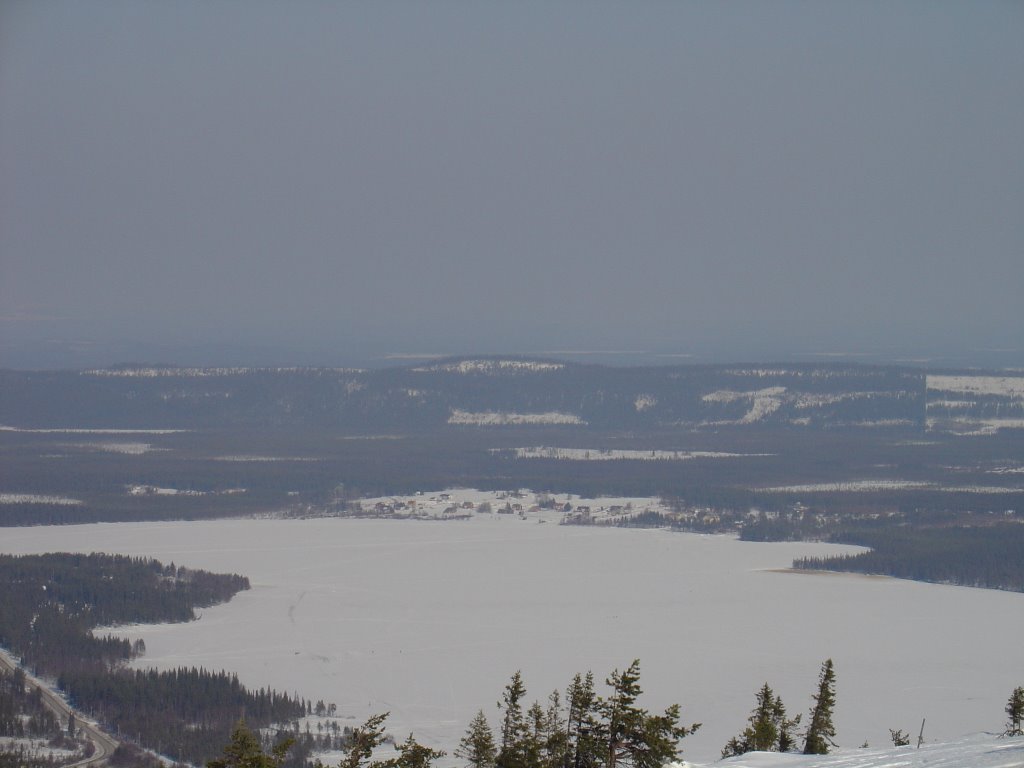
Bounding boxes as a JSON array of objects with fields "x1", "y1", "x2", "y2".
[
  {"x1": 497, "y1": 672, "x2": 528, "y2": 768},
  {"x1": 338, "y1": 713, "x2": 390, "y2": 768},
  {"x1": 773, "y1": 691, "x2": 800, "y2": 752},
  {"x1": 489, "y1": 662, "x2": 697, "y2": 768},
  {"x1": 1006, "y1": 687, "x2": 1024, "y2": 737},
  {"x1": 889, "y1": 728, "x2": 910, "y2": 747},
  {"x1": 565, "y1": 672, "x2": 600, "y2": 768},
  {"x1": 593, "y1": 660, "x2": 699, "y2": 768},
  {"x1": 721, "y1": 683, "x2": 799, "y2": 757},
  {"x1": 802, "y1": 659, "x2": 837, "y2": 755},
  {"x1": 456, "y1": 710, "x2": 497, "y2": 768},
  {"x1": 376, "y1": 734, "x2": 446, "y2": 768},
  {"x1": 332, "y1": 714, "x2": 443, "y2": 768},
  {"x1": 207, "y1": 721, "x2": 293, "y2": 768}
]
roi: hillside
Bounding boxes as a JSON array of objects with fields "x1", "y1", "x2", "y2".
[
  {"x1": 689, "y1": 732, "x2": 1023, "y2": 767},
  {"x1": 3, "y1": 358, "x2": 1020, "y2": 433}
]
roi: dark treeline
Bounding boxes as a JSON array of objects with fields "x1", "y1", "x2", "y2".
[
  {"x1": 0, "y1": 553, "x2": 307, "y2": 765},
  {"x1": 0, "y1": 667, "x2": 86, "y2": 768},
  {"x1": 57, "y1": 667, "x2": 304, "y2": 764},
  {"x1": 0, "y1": 362, "x2": 925, "y2": 431},
  {"x1": 793, "y1": 524, "x2": 1024, "y2": 591},
  {"x1": 4, "y1": 421, "x2": 1020, "y2": 529},
  {"x1": 0, "y1": 553, "x2": 248, "y2": 673},
  {"x1": 0, "y1": 668, "x2": 59, "y2": 738}
]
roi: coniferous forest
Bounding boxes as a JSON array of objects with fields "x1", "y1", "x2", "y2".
[
  {"x1": 0, "y1": 553, "x2": 308, "y2": 765},
  {"x1": 791, "y1": 524, "x2": 1024, "y2": 591}
]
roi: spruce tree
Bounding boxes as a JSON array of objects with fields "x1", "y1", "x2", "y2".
[
  {"x1": 802, "y1": 659, "x2": 837, "y2": 755},
  {"x1": 207, "y1": 720, "x2": 293, "y2": 768},
  {"x1": 496, "y1": 672, "x2": 528, "y2": 768},
  {"x1": 544, "y1": 690, "x2": 570, "y2": 768},
  {"x1": 1006, "y1": 686, "x2": 1024, "y2": 737},
  {"x1": 594, "y1": 660, "x2": 698, "y2": 768},
  {"x1": 524, "y1": 701, "x2": 548, "y2": 768},
  {"x1": 721, "y1": 683, "x2": 799, "y2": 758},
  {"x1": 889, "y1": 729, "x2": 910, "y2": 747},
  {"x1": 456, "y1": 710, "x2": 497, "y2": 768},
  {"x1": 377, "y1": 734, "x2": 445, "y2": 768},
  {"x1": 772, "y1": 693, "x2": 800, "y2": 753},
  {"x1": 340, "y1": 713, "x2": 390, "y2": 768},
  {"x1": 565, "y1": 673, "x2": 599, "y2": 768}
]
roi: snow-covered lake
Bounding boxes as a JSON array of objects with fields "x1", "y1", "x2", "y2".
[{"x1": 2, "y1": 516, "x2": 1021, "y2": 763}]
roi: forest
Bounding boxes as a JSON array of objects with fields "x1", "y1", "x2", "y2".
[
  {"x1": 0, "y1": 554, "x2": 313, "y2": 766},
  {"x1": 791, "y1": 523, "x2": 1024, "y2": 591}
]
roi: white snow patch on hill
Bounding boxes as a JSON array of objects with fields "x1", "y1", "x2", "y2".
[
  {"x1": 702, "y1": 387, "x2": 787, "y2": 404},
  {"x1": 0, "y1": 425, "x2": 186, "y2": 434},
  {"x1": 214, "y1": 455, "x2": 322, "y2": 462},
  {"x1": 846, "y1": 419, "x2": 914, "y2": 428},
  {"x1": 927, "y1": 417, "x2": 1024, "y2": 435},
  {"x1": 511, "y1": 447, "x2": 771, "y2": 461},
  {"x1": 693, "y1": 733, "x2": 1023, "y2": 768},
  {"x1": 928, "y1": 399, "x2": 978, "y2": 410},
  {"x1": 414, "y1": 360, "x2": 564, "y2": 374},
  {"x1": 67, "y1": 442, "x2": 157, "y2": 454},
  {"x1": 793, "y1": 392, "x2": 895, "y2": 409},
  {"x1": 701, "y1": 388, "x2": 786, "y2": 424},
  {"x1": 760, "y1": 480, "x2": 1023, "y2": 494},
  {"x1": 761, "y1": 480, "x2": 933, "y2": 493},
  {"x1": 0, "y1": 493, "x2": 82, "y2": 505},
  {"x1": 634, "y1": 394, "x2": 657, "y2": 412},
  {"x1": 448, "y1": 409, "x2": 585, "y2": 425},
  {"x1": 82, "y1": 367, "x2": 362, "y2": 377},
  {"x1": 927, "y1": 375, "x2": 1024, "y2": 399}
]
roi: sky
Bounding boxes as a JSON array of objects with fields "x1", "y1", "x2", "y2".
[{"x1": 1, "y1": 1, "x2": 1022, "y2": 368}]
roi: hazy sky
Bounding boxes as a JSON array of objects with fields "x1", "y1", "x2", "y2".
[{"x1": 1, "y1": 1, "x2": 1021, "y2": 367}]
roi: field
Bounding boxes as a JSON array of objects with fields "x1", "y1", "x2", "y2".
[{"x1": 2, "y1": 516, "x2": 1022, "y2": 763}]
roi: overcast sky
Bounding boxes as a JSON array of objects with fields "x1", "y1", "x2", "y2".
[{"x1": 1, "y1": 1, "x2": 1021, "y2": 367}]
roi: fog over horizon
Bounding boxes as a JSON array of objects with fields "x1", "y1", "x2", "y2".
[{"x1": 1, "y1": 2, "x2": 1022, "y2": 370}]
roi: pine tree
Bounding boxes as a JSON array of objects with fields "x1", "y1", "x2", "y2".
[
  {"x1": 496, "y1": 672, "x2": 528, "y2": 768},
  {"x1": 207, "y1": 720, "x2": 293, "y2": 768},
  {"x1": 565, "y1": 673, "x2": 599, "y2": 768},
  {"x1": 594, "y1": 660, "x2": 699, "y2": 768},
  {"x1": 802, "y1": 660, "x2": 837, "y2": 755},
  {"x1": 721, "y1": 683, "x2": 799, "y2": 758},
  {"x1": 772, "y1": 694, "x2": 800, "y2": 753},
  {"x1": 889, "y1": 729, "x2": 910, "y2": 747},
  {"x1": 1006, "y1": 687, "x2": 1024, "y2": 737},
  {"x1": 523, "y1": 701, "x2": 547, "y2": 768},
  {"x1": 376, "y1": 733, "x2": 445, "y2": 768},
  {"x1": 544, "y1": 689, "x2": 570, "y2": 768},
  {"x1": 340, "y1": 713, "x2": 390, "y2": 768},
  {"x1": 456, "y1": 710, "x2": 497, "y2": 768}
]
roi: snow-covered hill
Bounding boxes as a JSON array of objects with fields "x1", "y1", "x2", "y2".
[{"x1": 681, "y1": 733, "x2": 1023, "y2": 768}]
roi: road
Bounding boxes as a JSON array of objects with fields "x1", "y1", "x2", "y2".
[{"x1": 0, "y1": 648, "x2": 120, "y2": 767}]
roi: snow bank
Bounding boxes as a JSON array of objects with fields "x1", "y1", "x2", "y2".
[
  {"x1": 927, "y1": 375, "x2": 1024, "y2": 399},
  {"x1": 448, "y1": 410, "x2": 585, "y2": 425},
  {"x1": 0, "y1": 494, "x2": 82, "y2": 505}
]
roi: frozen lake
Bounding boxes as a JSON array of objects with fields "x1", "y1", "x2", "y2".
[{"x1": 2, "y1": 515, "x2": 1021, "y2": 763}]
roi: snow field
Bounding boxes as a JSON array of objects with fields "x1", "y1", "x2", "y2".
[
  {"x1": 926, "y1": 375, "x2": 1024, "y2": 399},
  {"x1": 2, "y1": 517, "x2": 1023, "y2": 764},
  {"x1": 509, "y1": 447, "x2": 770, "y2": 462},
  {"x1": 448, "y1": 410, "x2": 586, "y2": 425},
  {"x1": 0, "y1": 494, "x2": 82, "y2": 505}
]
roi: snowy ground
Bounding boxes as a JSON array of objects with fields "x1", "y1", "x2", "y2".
[
  {"x1": 758, "y1": 480, "x2": 1023, "y2": 494},
  {"x1": 508, "y1": 447, "x2": 771, "y2": 461},
  {"x1": 698, "y1": 733, "x2": 1024, "y2": 767},
  {"x1": 0, "y1": 493, "x2": 82, "y2": 505},
  {"x1": 2, "y1": 516, "x2": 1022, "y2": 764}
]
